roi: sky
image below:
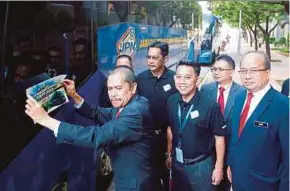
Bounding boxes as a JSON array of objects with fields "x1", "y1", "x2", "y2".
[{"x1": 198, "y1": 1, "x2": 211, "y2": 14}]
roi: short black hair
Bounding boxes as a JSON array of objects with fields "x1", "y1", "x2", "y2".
[
  {"x1": 214, "y1": 54, "x2": 235, "y2": 69},
  {"x1": 148, "y1": 41, "x2": 169, "y2": 57},
  {"x1": 116, "y1": 54, "x2": 133, "y2": 67},
  {"x1": 176, "y1": 60, "x2": 201, "y2": 76}
]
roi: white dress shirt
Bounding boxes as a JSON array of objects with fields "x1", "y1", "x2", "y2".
[
  {"x1": 243, "y1": 83, "x2": 271, "y2": 121},
  {"x1": 217, "y1": 81, "x2": 233, "y2": 107}
]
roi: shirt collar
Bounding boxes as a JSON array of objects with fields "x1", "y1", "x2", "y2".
[
  {"x1": 217, "y1": 81, "x2": 233, "y2": 91},
  {"x1": 249, "y1": 82, "x2": 271, "y2": 97},
  {"x1": 177, "y1": 89, "x2": 200, "y2": 106},
  {"x1": 147, "y1": 67, "x2": 170, "y2": 79}
]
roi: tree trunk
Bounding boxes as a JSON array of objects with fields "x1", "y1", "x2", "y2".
[
  {"x1": 181, "y1": 21, "x2": 186, "y2": 29},
  {"x1": 248, "y1": 29, "x2": 253, "y2": 47},
  {"x1": 242, "y1": 29, "x2": 248, "y2": 43},
  {"x1": 169, "y1": 18, "x2": 179, "y2": 28},
  {"x1": 254, "y1": 25, "x2": 258, "y2": 51},
  {"x1": 264, "y1": 33, "x2": 271, "y2": 59},
  {"x1": 265, "y1": 38, "x2": 271, "y2": 59}
]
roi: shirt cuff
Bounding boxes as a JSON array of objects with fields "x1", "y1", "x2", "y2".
[
  {"x1": 74, "y1": 98, "x2": 84, "y2": 109},
  {"x1": 53, "y1": 126, "x2": 59, "y2": 137}
]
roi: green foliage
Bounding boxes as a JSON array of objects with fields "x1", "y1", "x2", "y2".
[
  {"x1": 279, "y1": 37, "x2": 286, "y2": 44},
  {"x1": 274, "y1": 40, "x2": 280, "y2": 47},
  {"x1": 269, "y1": 37, "x2": 276, "y2": 44},
  {"x1": 143, "y1": 1, "x2": 202, "y2": 29},
  {"x1": 212, "y1": 1, "x2": 286, "y2": 58},
  {"x1": 212, "y1": 1, "x2": 285, "y2": 30},
  {"x1": 279, "y1": 47, "x2": 289, "y2": 53}
]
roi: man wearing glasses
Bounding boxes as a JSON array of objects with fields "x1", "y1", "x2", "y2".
[
  {"x1": 200, "y1": 54, "x2": 244, "y2": 191},
  {"x1": 227, "y1": 51, "x2": 289, "y2": 191},
  {"x1": 136, "y1": 42, "x2": 177, "y2": 190},
  {"x1": 201, "y1": 54, "x2": 244, "y2": 121}
]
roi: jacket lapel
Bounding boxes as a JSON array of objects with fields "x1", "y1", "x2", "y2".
[
  {"x1": 224, "y1": 82, "x2": 238, "y2": 121},
  {"x1": 232, "y1": 91, "x2": 247, "y2": 143},
  {"x1": 240, "y1": 88, "x2": 274, "y2": 139},
  {"x1": 211, "y1": 82, "x2": 218, "y2": 101}
]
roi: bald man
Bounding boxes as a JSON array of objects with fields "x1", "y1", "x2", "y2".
[
  {"x1": 227, "y1": 51, "x2": 289, "y2": 191},
  {"x1": 25, "y1": 67, "x2": 161, "y2": 191}
]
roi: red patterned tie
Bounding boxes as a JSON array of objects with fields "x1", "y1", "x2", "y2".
[
  {"x1": 218, "y1": 87, "x2": 225, "y2": 114},
  {"x1": 238, "y1": 93, "x2": 254, "y2": 137},
  {"x1": 116, "y1": 109, "x2": 121, "y2": 119}
]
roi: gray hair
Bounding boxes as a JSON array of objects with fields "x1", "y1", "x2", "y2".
[
  {"x1": 240, "y1": 51, "x2": 271, "y2": 70},
  {"x1": 109, "y1": 66, "x2": 136, "y2": 85}
]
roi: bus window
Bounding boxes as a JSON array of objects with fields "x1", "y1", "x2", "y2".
[{"x1": 0, "y1": 1, "x2": 97, "y2": 172}]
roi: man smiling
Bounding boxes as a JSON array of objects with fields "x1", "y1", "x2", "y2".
[{"x1": 167, "y1": 60, "x2": 227, "y2": 191}]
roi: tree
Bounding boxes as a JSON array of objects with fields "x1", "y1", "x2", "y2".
[
  {"x1": 212, "y1": 1, "x2": 259, "y2": 50},
  {"x1": 239, "y1": 1, "x2": 285, "y2": 59},
  {"x1": 142, "y1": 1, "x2": 202, "y2": 29},
  {"x1": 212, "y1": 1, "x2": 286, "y2": 59}
]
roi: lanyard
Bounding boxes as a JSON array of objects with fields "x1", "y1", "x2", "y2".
[{"x1": 178, "y1": 104, "x2": 194, "y2": 137}]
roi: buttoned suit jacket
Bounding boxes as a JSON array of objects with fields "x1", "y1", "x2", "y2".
[
  {"x1": 56, "y1": 95, "x2": 161, "y2": 191},
  {"x1": 228, "y1": 87, "x2": 289, "y2": 191}
]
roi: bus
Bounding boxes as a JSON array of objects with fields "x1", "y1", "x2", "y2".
[{"x1": 198, "y1": 14, "x2": 222, "y2": 65}]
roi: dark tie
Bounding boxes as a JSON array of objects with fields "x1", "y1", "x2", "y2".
[
  {"x1": 218, "y1": 87, "x2": 225, "y2": 114},
  {"x1": 238, "y1": 93, "x2": 254, "y2": 137}
]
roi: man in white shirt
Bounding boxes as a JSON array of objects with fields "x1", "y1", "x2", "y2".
[{"x1": 226, "y1": 51, "x2": 289, "y2": 191}]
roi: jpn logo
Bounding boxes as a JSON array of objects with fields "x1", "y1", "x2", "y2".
[{"x1": 116, "y1": 27, "x2": 137, "y2": 56}]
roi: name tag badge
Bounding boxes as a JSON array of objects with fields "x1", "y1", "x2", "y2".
[
  {"x1": 163, "y1": 84, "x2": 171, "y2": 92},
  {"x1": 175, "y1": 147, "x2": 184, "y2": 163},
  {"x1": 190, "y1": 110, "x2": 199, "y2": 119},
  {"x1": 254, "y1": 121, "x2": 268, "y2": 128}
]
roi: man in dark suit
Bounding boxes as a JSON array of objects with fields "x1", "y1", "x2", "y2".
[
  {"x1": 200, "y1": 54, "x2": 244, "y2": 191},
  {"x1": 227, "y1": 51, "x2": 289, "y2": 191},
  {"x1": 201, "y1": 54, "x2": 244, "y2": 122},
  {"x1": 25, "y1": 66, "x2": 161, "y2": 191}
]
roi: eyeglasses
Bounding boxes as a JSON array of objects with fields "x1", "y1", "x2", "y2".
[
  {"x1": 238, "y1": 68, "x2": 269, "y2": 76},
  {"x1": 210, "y1": 67, "x2": 232, "y2": 72},
  {"x1": 147, "y1": 55, "x2": 161, "y2": 61}
]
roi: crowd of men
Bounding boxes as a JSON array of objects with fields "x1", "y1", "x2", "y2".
[{"x1": 25, "y1": 41, "x2": 289, "y2": 191}]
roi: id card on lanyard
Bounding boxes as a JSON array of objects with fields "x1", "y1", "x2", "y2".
[{"x1": 176, "y1": 104, "x2": 194, "y2": 163}]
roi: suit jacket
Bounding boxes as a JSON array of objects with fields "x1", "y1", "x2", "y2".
[
  {"x1": 56, "y1": 95, "x2": 161, "y2": 191},
  {"x1": 200, "y1": 81, "x2": 245, "y2": 122},
  {"x1": 228, "y1": 87, "x2": 289, "y2": 191}
]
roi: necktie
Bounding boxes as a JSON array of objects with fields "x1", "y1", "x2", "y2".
[
  {"x1": 116, "y1": 108, "x2": 121, "y2": 119},
  {"x1": 238, "y1": 93, "x2": 254, "y2": 137},
  {"x1": 218, "y1": 87, "x2": 225, "y2": 114}
]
